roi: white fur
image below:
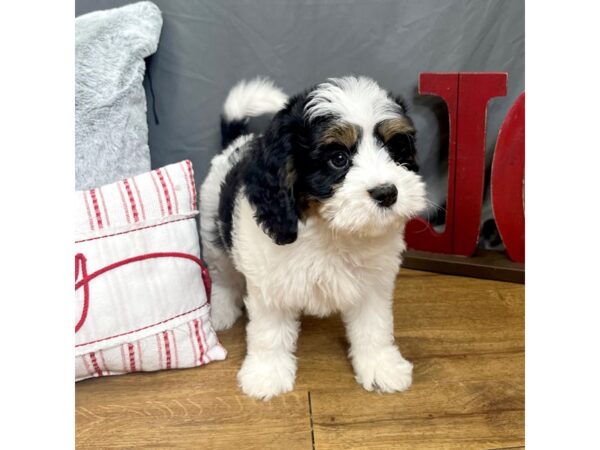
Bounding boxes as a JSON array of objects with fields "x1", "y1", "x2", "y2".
[
  {"x1": 200, "y1": 76, "x2": 426, "y2": 400},
  {"x1": 223, "y1": 77, "x2": 288, "y2": 121},
  {"x1": 306, "y1": 76, "x2": 403, "y2": 128},
  {"x1": 199, "y1": 135, "x2": 252, "y2": 330}
]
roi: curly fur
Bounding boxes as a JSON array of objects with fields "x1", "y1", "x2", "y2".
[{"x1": 199, "y1": 76, "x2": 427, "y2": 400}]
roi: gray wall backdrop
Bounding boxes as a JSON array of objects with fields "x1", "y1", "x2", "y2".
[{"x1": 76, "y1": 0, "x2": 524, "y2": 226}]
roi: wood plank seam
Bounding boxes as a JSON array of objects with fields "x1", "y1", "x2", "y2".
[
  {"x1": 486, "y1": 447, "x2": 525, "y2": 450},
  {"x1": 409, "y1": 349, "x2": 524, "y2": 361},
  {"x1": 308, "y1": 391, "x2": 316, "y2": 450},
  {"x1": 314, "y1": 408, "x2": 525, "y2": 427}
]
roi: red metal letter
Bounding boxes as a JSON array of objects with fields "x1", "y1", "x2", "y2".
[
  {"x1": 406, "y1": 72, "x2": 507, "y2": 256},
  {"x1": 491, "y1": 92, "x2": 525, "y2": 263}
]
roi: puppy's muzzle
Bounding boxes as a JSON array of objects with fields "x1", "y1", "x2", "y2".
[{"x1": 368, "y1": 183, "x2": 398, "y2": 208}]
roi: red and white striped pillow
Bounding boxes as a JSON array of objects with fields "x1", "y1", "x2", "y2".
[{"x1": 75, "y1": 160, "x2": 226, "y2": 381}]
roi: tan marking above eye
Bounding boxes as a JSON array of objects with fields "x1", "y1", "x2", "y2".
[
  {"x1": 378, "y1": 118, "x2": 415, "y2": 143},
  {"x1": 321, "y1": 122, "x2": 360, "y2": 149}
]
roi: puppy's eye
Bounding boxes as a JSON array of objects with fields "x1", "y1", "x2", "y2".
[{"x1": 329, "y1": 151, "x2": 349, "y2": 169}]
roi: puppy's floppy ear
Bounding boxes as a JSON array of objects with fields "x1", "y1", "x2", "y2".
[{"x1": 244, "y1": 96, "x2": 307, "y2": 245}]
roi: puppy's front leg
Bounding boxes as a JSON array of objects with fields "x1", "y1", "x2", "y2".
[
  {"x1": 342, "y1": 289, "x2": 413, "y2": 393},
  {"x1": 237, "y1": 289, "x2": 300, "y2": 400}
]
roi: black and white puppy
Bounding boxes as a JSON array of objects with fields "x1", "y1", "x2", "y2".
[{"x1": 199, "y1": 76, "x2": 426, "y2": 399}]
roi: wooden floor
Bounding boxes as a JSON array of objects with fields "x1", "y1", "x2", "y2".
[{"x1": 76, "y1": 269, "x2": 524, "y2": 449}]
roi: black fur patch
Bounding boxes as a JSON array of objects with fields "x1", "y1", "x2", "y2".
[
  {"x1": 214, "y1": 93, "x2": 308, "y2": 248},
  {"x1": 295, "y1": 115, "x2": 358, "y2": 207},
  {"x1": 374, "y1": 113, "x2": 419, "y2": 173},
  {"x1": 382, "y1": 131, "x2": 419, "y2": 172},
  {"x1": 241, "y1": 93, "x2": 310, "y2": 245},
  {"x1": 220, "y1": 116, "x2": 248, "y2": 149},
  {"x1": 215, "y1": 151, "x2": 245, "y2": 250}
]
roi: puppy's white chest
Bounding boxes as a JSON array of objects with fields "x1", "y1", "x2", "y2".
[{"x1": 232, "y1": 196, "x2": 404, "y2": 315}]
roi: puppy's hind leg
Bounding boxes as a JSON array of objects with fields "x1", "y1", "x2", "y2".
[{"x1": 204, "y1": 244, "x2": 246, "y2": 331}]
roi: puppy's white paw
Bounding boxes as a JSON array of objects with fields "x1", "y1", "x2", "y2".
[
  {"x1": 210, "y1": 285, "x2": 242, "y2": 331},
  {"x1": 237, "y1": 353, "x2": 296, "y2": 400},
  {"x1": 353, "y1": 345, "x2": 413, "y2": 393}
]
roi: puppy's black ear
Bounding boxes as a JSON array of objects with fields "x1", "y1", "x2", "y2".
[
  {"x1": 392, "y1": 95, "x2": 419, "y2": 173},
  {"x1": 244, "y1": 96, "x2": 307, "y2": 245}
]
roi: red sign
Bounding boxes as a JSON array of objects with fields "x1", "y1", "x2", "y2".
[{"x1": 405, "y1": 73, "x2": 524, "y2": 263}]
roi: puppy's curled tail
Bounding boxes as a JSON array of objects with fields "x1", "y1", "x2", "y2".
[{"x1": 221, "y1": 77, "x2": 288, "y2": 148}]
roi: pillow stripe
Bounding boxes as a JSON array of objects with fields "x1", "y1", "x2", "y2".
[
  {"x1": 155, "y1": 168, "x2": 173, "y2": 215},
  {"x1": 131, "y1": 178, "x2": 146, "y2": 221},
  {"x1": 164, "y1": 167, "x2": 180, "y2": 215},
  {"x1": 136, "y1": 341, "x2": 144, "y2": 372},
  {"x1": 82, "y1": 191, "x2": 95, "y2": 231},
  {"x1": 89, "y1": 189, "x2": 104, "y2": 229},
  {"x1": 122, "y1": 179, "x2": 140, "y2": 222},
  {"x1": 98, "y1": 187, "x2": 111, "y2": 227},
  {"x1": 185, "y1": 160, "x2": 197, "y2": 209},
  {"x1": 180, "y1": 162, "x2": 194, "y2": 211},
  {"x1": 150, "y1": 170, "x2": 166, "y2": 217},
  {"x1": 170, "y1": 330, "x2": 180, "y2": 369},
  {"x1": 116, "y1": 182, "x2": 132, "y2": 224}
]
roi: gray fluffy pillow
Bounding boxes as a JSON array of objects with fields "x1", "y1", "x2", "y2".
[{"x1": 75, "y1": 1, "x2": 162, "y2": 190}]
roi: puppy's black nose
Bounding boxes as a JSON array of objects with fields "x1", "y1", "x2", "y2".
[{"x1": 368, "y1": 183, "x2": 398, "y2": 207}]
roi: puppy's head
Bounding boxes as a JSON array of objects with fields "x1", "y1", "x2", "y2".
[{"x1": 247, "y1": 76, "x2": 426, "y2": 244}]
